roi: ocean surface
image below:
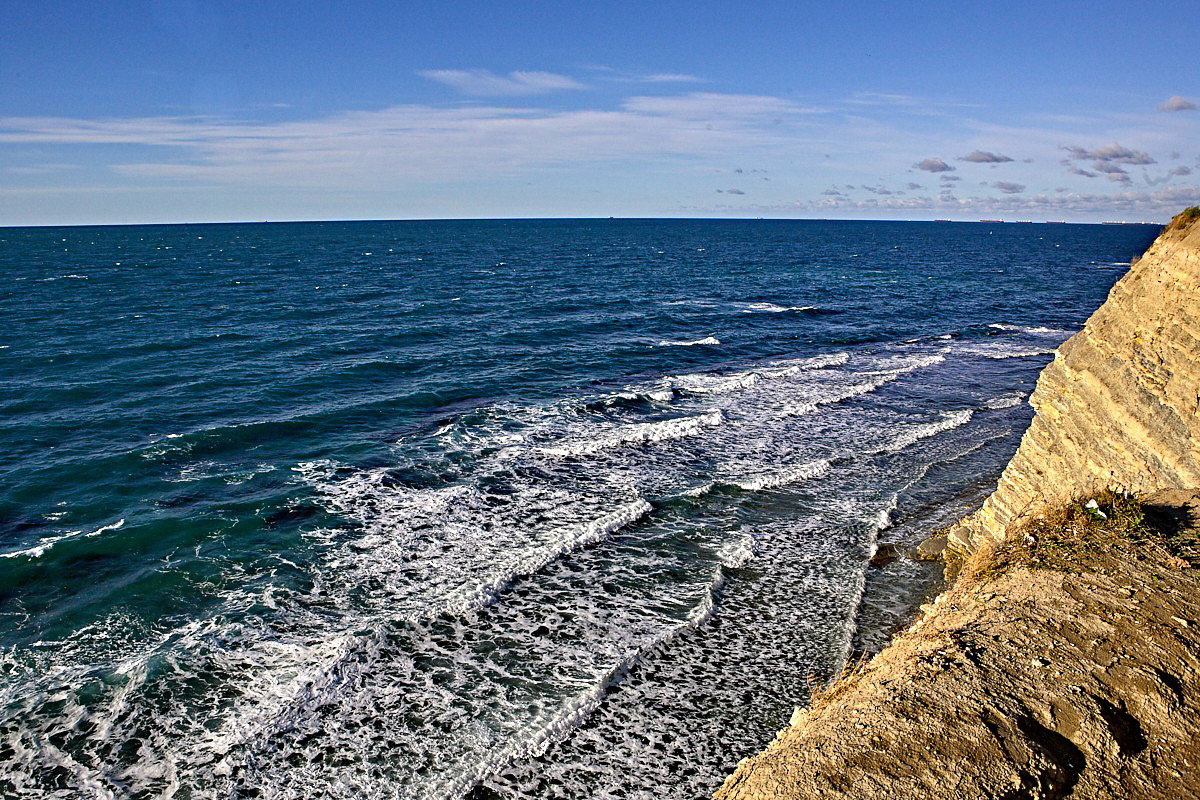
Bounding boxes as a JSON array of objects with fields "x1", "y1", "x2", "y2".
[{"x1": 0, "y1": 219, "x2": 1159, "y2": 799}]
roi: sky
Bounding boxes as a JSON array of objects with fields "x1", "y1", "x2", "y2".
[{"x1": 1, "y1": 0, "x2": 1198, "y2": 225}]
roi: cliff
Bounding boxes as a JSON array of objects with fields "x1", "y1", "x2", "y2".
[
  {"x1": 715, "y1": 211, "x2": 1200, "y2": 800},
  {"x1": 950, "y1": 211, "x2": 1200, "y2": 553}
]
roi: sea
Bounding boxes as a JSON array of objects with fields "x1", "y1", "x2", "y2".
[{"x1": 0, "y1": 219, "x2": 1160, "y2": 799}]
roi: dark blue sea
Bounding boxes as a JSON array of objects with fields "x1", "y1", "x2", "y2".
[{"x1": 0, "y1": 219, "x2": 1160, "y2": 798}]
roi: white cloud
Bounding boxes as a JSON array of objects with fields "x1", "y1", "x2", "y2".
[
  {"x1": 1158, "y1": 95, "x2": 1197, "y2": 112},
  {"x1": 993, "y1": 181, "x2": 1025, "y2": 194},
  {"x1": 418, "y1": 69, "x2": 586, "y2": 96}
]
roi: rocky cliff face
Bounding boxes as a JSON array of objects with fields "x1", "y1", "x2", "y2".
[{"x1": 951, "y1": 213, "x2": 1200, "y2": 553}]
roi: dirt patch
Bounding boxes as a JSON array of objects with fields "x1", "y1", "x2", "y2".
[{"x1": 715, "y1": 490, "x2": 1200, "y2": 799}]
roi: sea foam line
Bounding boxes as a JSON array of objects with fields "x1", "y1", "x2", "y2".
[
  {"x1": 540, "y1": 410, "x2": 724, "y2": 457},
  {"x1": 741, "y1": 302, "x2": 819, "y2": 313},
  {"x1": 877, "y1": 410, "x2": 975, "y2": 454}
]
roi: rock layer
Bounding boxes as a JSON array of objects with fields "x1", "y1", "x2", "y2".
[{"x1": 951, "y1": 216, "x2": 1200, "y2": 552}]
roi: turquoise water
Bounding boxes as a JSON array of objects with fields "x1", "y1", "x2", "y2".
[{"x1": 0, "y1": 219, "x2": 1159, "y2": 798}]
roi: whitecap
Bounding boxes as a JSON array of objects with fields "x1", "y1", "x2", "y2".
[
  {"x1": 961, "y1": 342, "x2": 1055, "y2": 359},
  {"x1": 987, "y1": 323, "x2": 1073, "y2": 337},
  {"x1": 728, "y1": 458, "x2": 832, "y2": 491},
  {"x1": 540, "y1": 410, "x2": 724, "y2": 457},
  {"x1": 985, "y1": 392, "x2": 1027, "y2": 410},
  {"x1": 656, "y1": 336, "x2": 720, "y2": 347},
  {"x1": 0, "y1": 518, "x2": 124, "y2": 559},
  {"x1": 741, "y1": 302, "x2": 818, "y2": 313},
  {"x1": 880, "y1": 410, "x2": 974, "y2": 453}
]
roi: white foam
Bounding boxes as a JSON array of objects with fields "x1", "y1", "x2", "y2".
[
  {"x1": 716, "y1": 535, "x2": 755, "y2": 569},
  {"x1": 730, "y1": 459, "x2": 832, "y2": 491},
  {"x1": 961, "y1": 342, "x2": 1056, "y2": 359},
  {"x1": 0, "y1": 518, "x2": 124, "y2": 559},
  {"x1": 0, "y1": 531, "x2": 80, "y2": 559},
  {"x1": 880, "y1": 410, "x2": 974, "y2": 453},
  {"x1": 741, "y1": 302, "x2": 818, "y2": 313},
  {"x1": 985, "y1": 392, "x2": 1027, "y2": 410},
  {"x1": 665, "y1": 352, "x2": 849, "y2": 398},
  {"x1": 671, "y1": 372, "x2": 759, "y2": 395},
  {"x1": 987, "y1": 323, "x2": 1073, "y2": 338},
  {"x1": 86, "y1": 519, "x2": 124, "y2": 537},
  {"x1": 440, "y1": 497, "x2": 654, "y2": 616},
  {"x1": 656, "y1": 336, "x2": 720, "y2": 347},
  {"x1": 540, "y1": 410, "x2": 724, "y2": 457}
]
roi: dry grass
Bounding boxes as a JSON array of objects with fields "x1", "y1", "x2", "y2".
[
  {"x1": 806, "y1": 653, "x2": 871, "y2": 714},
  {"x1": 1168, "y1": 206, "x2": 1200, "y2": 232},
  {"x1": 978, "y1": 490, "x2": 1198, "y2": 580}
]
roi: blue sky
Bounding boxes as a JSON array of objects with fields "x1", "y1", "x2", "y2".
[{"x1": 2, "y1": 0, "x2": 1198, "y2": 224}]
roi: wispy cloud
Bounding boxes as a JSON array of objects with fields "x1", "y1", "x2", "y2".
[
  {"x1": 993, "y1": 181, "x2": 1025, "y2": 194},
  {"x1": 622, "y1": 92, "x2": 820, "y2": 117},
  {"x1": 1092, "y1": 162, "x2": 1132, "y2": 184},
  {"x1": 0, "y1": 94, "x2": 814, "y2": 189},
  {"x1": 1158, "y1": 95, "x2": 1197, "y2": 112},
  {"x1": 418, "y1": 69, "x2": 586, "y2": 96},
  {"x1": 637, "y1": 73, "x2": 704, "y2": 83}
]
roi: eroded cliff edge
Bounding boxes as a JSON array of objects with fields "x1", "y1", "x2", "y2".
[{"x1": 715, "y1": 211, "x2": 1200, "y2": 800}]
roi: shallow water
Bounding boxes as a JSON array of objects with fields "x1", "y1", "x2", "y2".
[{"x1": 0, "y1": 219, "x2": 1159, "y2": 798}]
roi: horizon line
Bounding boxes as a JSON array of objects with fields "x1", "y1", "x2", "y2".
[{"x1": 0, "y1": 216, "x2": 1167, "y2": 230}]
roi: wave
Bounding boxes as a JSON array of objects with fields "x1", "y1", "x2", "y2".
[
  {"x1": 540, "y1": 410, "x2": 724, "y2": 457},
  {"x1": 741, "y1": 302, "x2": 822, "y2": 314},
  {"x1": 0, "y1": 518, "x2": 125, "y2": 560},
  {"x1": 985, "y1": 392, "x2": 1027, "y2": 410},
  {"x1": 987, "y1": 323, "x2": 1073, "y2": 338},
  {"x1": 727, "y1": 459, "x2": 832, "y2": 491},
  {"x1": 665, "y1": 352, "x2": 850, "y2": 397},
  {"x1": 433, "y1": 546, "x2": 733, "y2": 800},
  {"x1": 879, "y1": 410, "x2": 974, "y2": 453},
  {"x1": 656, "y1": 336, "x2": 720, "y2": 347},
  {"x1": 961, "y1": 342, "x2": 1056, "y2": 359}
]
